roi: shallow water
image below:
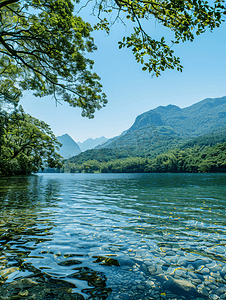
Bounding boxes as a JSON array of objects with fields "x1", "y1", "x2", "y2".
[{"x1": 0, "y1": 173, "x2": 226, "y2": 300}]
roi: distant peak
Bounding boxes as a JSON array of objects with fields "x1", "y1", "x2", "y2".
[
  {"x1": 58, "y1": 133, "x2": 70, "y2": 138},
  {"x1": 157, "y1": 104, "x2": 181, "y2": 111}
]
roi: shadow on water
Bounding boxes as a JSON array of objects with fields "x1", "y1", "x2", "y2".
[{"x1": 0, "y1": 175, "x2": 111, "y2": 300}]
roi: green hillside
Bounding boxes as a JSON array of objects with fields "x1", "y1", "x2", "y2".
[
  {"x1": 62, "y1": 141, "x2": 226, "y2": 174},
  {"x1": 181, "y1": 126, "x2": 226, "y2": 149},
  {"x1": 61, "y1": 96, "x2": 226, "y2": 173},
  {"x1": 153, "y1": 96, "x2": 226, "y2": 136},
  {"x1": 100, "y1": 96, "x2": 226, "y2": 150},
  {"x1": 62, "y1": 127, "x2": 226, "y2": 173}
]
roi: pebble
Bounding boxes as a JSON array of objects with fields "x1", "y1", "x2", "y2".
[
  {"x1": 221, "y1": 266, "x2": 226, "y2": 275},
  {"x1": 165, "y1": 251, "x2": 176, "y2": 256},
  {"x1": 144, "y1": 260, "x2": 152, "y2": 266},
  {"x1": 146, "y1": 280, "x2": 155, "y2": 287},
  {"x1": 137, "y1": 284, "x2": 145, "y2": 290},
  {"x1": 0, "y1": 267, "x2": 19, "y2": 278},
  {"x1": 1, "y1": 241, "x2": 226, "y2": 300},
  {"x1": 210, "y1": 271, "x2": 220, "y2": 278},
  {"x1": 209, "y1": 284, "x2": 218, "y2": 290},
  {"x1": 211, "y1": 265, "x2": 222, "y2": 272},
  {"x1": 210, "y1": 294, "x2": 219, "y2": 300},
  {"x1": 198, "y1": 287, "x2": 209, "y2": 296},
  {"x1": 213, "y1": 247, "x2": 225, "y2": 254},
  {"x1": 199, "y1": 267, "x2": 210, "y2": 275},
  {"x1": 18, "y1": 290, "x2": 29, "y2": 297},
  {"x1": 147, "y1": 265, "x2": 156, "y2": 275},
  {"x1": 191, "y1": 278, "x2": 202, "y2": 284}
]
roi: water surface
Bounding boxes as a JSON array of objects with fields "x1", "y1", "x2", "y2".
[{"x1": 0, "y1": 173, "x2": 226, "y2": 299}]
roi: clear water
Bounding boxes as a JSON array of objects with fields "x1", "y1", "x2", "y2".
[{"x1": 0, "y1": 173, "x2": 225, "y2": 300}]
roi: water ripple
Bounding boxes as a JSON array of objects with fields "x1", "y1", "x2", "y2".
[{"x1": 0, "y1": 173, "x2": 226, "y2": 299}]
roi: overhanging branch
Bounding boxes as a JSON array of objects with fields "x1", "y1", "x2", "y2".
[{"x1": 0, "y1": 0, "x2": 19, "y2": 9}]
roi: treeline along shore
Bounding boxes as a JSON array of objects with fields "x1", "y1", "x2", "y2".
[{"x1": 45, "y1": 132, "x2": 226, "y2": 174}]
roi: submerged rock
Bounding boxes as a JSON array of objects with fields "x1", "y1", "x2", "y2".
[
  {"x1": 162, "y1": 277, "x2": 201, "y2": 297},
  {"x1": 0, "y1": 267, "x2": 19, "y2": 279},
  {"x1": 0, "y1": 275, "x2": 85, "y2": 300}
]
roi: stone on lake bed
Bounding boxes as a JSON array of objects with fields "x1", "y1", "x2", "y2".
[
  {"x1": 18, "y1": 290, "x2": 29, "y2": 297},
  {"x1": 0, "y1": 267, "x2": 19, "y2": 278},
  {"x1": 191, "y1": 278, "x2": 202, "y2": 284},
  {"x1": 212, "y1": 247, "x2": 225, "y2": 254},
  {"x1": 146, "y1": 280, "x2": 155, "y2": 286},
  {"x1": 221, "y1": 266, "x2": 226, "y2": 274},
  {"x1": 18, "y1": 278, "x2": 39, "y2": 288},
  {"x1": 198, "y1": 287, "x2": 209, "y2": 296},
  {"x1": 173, "y1": 279, "x2": 196, "y2": 291},
  {"x1": 162, "y1": 277, "x2": 200, "y2": 297},
  {"x1": 143, "y1": 260, "x2": 152, "y2": 266},
  {"x1": 165, "y1": 251, "x2": 176, "y2": 256},
  {"x1": 118, "y1": 293, "x2": 130, "y2": 299},
  {"x1": 210, "y1": 271, "x2": 220, "y2": 278},
  {"x1": 137, "y1": 284, "x2": 145, "y2": 290},
  {"x1": 210, "y1": 294, "x2": 220, "y2": 300},
  {"x1": 198, "y1": 267, "x2": 210, "y2": 275},
  {"x1": 147, "y1": 265, "x2": 156, "y2": 275}
]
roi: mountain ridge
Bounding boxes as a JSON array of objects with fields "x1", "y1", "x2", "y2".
[
  {"x1": 57, "y1": 134, "x2": 81, "y2": 159},
  {"x1": 99, "y1": 96, "x2": 226, "y2": 150},
  {"x1": 77, "y1": 136, "x2": 108, "y2": 152}
]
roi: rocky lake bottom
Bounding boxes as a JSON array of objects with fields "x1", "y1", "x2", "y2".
[{"x1": 0, "y1": 173, "x2": 225, "y2": 300}]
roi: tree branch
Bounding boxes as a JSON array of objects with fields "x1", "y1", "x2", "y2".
[{"x1": 0, "y1": 0, "x2": 19, "y2": 9}]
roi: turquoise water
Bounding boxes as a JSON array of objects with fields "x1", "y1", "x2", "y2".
[{"x1": 0, "y1": 173, "x2": 226, "y2": 299}]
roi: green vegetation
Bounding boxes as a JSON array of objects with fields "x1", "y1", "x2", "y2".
[
  {"x1": 1, "y1": 0, "x2": 226, "y2": 112},
  {"x1": 0, "y1": 107, "x2": 62, "y2": 176},
  {"x1": 0, "y1": 0, "x2": 107, "y2": 118},
  {"x1": 62, "y1": 142, "x2": 226, "y2": 173},
  {"x1": 62, "y1": 127, "x2": 226, "y2": 173},
  {"x1": 92, "y1": 0, "x2": 226, "y2": 76},
  {"x1": 181, "y1": 126, "x2": 226, "y2": 148},
  {"x1": 121, "y1": 98, "x2": 226, "y2": 139},
  {"x1": 1, "y1": 1, "x2": 226, "y2": 176}
]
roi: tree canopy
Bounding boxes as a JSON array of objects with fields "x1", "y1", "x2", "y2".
[
  {"x1": 90, "y1": 0, "x2": 226, "y2": 76},
  {"x1": 0, "y1": 0, "x2": 107, "y2": 118},
  {"x1": 0, "y1": 0, "x2": 225, "y2": 114},
  {"x1": 0, "y1": 106, "x2": 63, "y2": 175}
]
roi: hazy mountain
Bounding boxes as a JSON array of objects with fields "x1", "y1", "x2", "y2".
[
  {"x1": 57, "y1": 134, "x2": 81, "y2": 159},
  {"x1": 77, "y1": 136, "x2": 108, "y2": 152}
]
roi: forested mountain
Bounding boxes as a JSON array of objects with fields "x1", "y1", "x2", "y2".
[
  {"x1": 77, "y1": 136, "x2": 108, "y2": 152},
  {"x1": 63, "y1": 127, "x2": 226, "y2": 173},
  {"x1": 61, "y1": 96, "x2": 226, "y2": 173},
  {"x1": 57, "y1": 134, "x2": 81, "y2": 159},
  {"x1": 100, "y1": 96, "x2": 226, "y2": 150}
]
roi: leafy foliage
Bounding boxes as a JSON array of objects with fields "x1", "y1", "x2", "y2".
[
  {"x1": 90, "y1": 0, "x2": 226, "y2": 76},
  {"x1": 0, "y1": 106, "x2": 63, "y2": 175},
  {"x1": 147, "y1": 143, "x2": 226, "y2": 173},
  {"x1": 62, "y1": 142, "x2": 226, "y2": 173},
  {"x1": 0, "y1": 0, "x2": 107, "y2": 117},
  {"x1": 62, "y1": 125, "x2": 226, "y2": 173}
]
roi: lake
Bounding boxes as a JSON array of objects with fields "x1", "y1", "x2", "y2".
[{"x1": 0, "y1": 173, "x2": 225, "y2": 300}]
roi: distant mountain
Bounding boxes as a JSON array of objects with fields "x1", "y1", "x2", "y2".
[
  {"x1": 100, "y1": 96, "x2": 226, "y2": 150},
  {"x1": 57, "y1": 134, "x2": 81, "y2": 159},
  {"x1": 64, "y1": 96, "x2": 226, "y2": 170},
  {"x1": 77, "y1": 136, "x2": 108, "y2": 152}
]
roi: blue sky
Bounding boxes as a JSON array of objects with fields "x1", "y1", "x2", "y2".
[{"x1": 20, "y1": 10, "x2": 226, "y2": 142}]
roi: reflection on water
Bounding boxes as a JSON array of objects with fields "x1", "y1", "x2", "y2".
[{"x1": 0, "y1": 173, "x2": 226, "y2": 300}]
